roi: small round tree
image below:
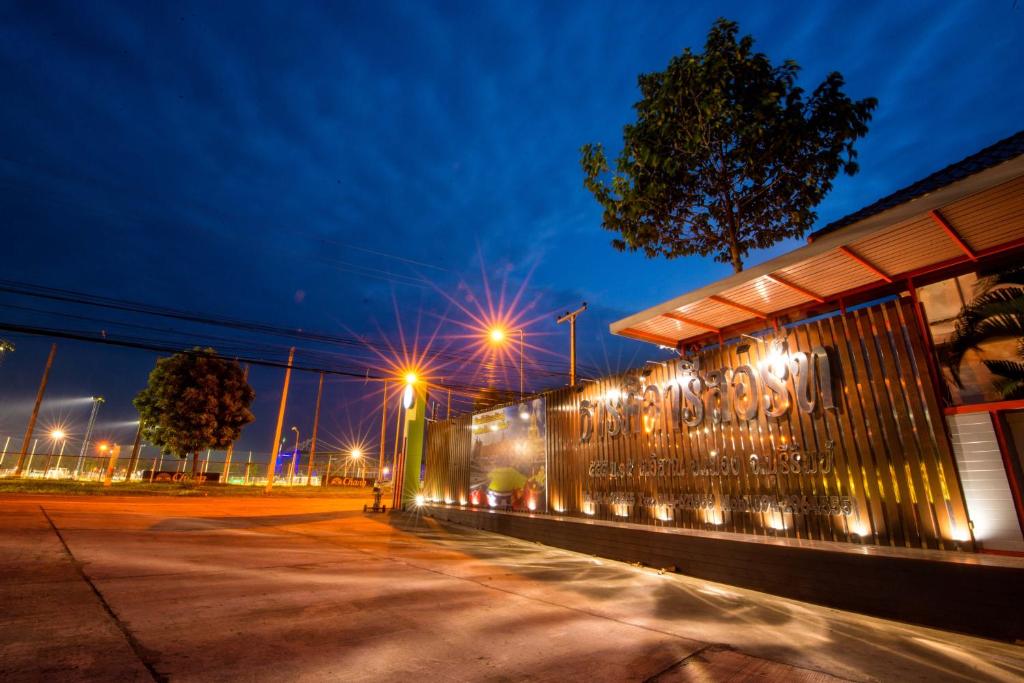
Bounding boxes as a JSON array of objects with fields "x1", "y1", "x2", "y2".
[
  {"x1": 134, "y1": 348, "x2": 255, "y2": 477},
  {"x1": 581, "y1": 18, "x2": 877, "y2": 273}
]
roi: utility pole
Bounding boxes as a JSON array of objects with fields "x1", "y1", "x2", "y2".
[
  {"x1": 15, "y1": 343, "x2": 57, "y2": 477},
  {"x1": 306, "y1": 372, "x2": 324, "y2": 486},
  {"x1": 76, "y1": 396, "x2": 104, "y2": 477},
  {"x1": 378, "y1": 381, "x2": 388, "y2": 479},
  {"x1": 265, "y1": 347, "x2": 295, "y2": 492},
  {"x1": 556, "y1": 302, "x2": 587, "y2": 386},
  {"x1": 222, "y1": 364, "x2": 249, "y2": 485}
]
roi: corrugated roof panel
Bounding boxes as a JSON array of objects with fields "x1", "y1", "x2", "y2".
[
  {"x1": 776, "y1": 250, "x2": 880, "y2": 294},
  {"x1": 851, "y1": 220, "x2": 963, "y2": 275},
  {"x1": 673, "y1": 299, "x2": 751, "y2": 329},
  {"x1": 719, "y1": 278, "x2": 808, "y2": 310}
]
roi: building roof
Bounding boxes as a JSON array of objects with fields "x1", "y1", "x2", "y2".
[
  {"x1": 611, "y1": 130, "x2": 1024, "y2": 347},
  {"x1": 810, "y1": 129, "x2": 1024, "y2": 242}
]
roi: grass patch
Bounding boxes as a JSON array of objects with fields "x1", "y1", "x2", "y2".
[{"x1": 0, "y1": 478, "x2": 380, "y2": 498}]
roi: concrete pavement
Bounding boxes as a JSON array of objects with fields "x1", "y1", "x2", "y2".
[{"x1": 0, "y1": 494, "x2": 1021, "y2": 682}]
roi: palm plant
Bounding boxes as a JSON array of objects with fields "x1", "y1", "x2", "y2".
[{"x1": 948, "y1": 267, "x2": 1024, "y2": 400}]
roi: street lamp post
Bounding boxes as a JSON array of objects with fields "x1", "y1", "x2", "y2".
[
  {"x1": 76, "y1": 396, "x2": 104, "y2": 478},
  {"x1": 351, "y1": 448, "x2": 363, "y2": 481},
  {"x1": 488, "y1": 327, "x2": 529, "y2": 419},
  {"x1": 289, "y1": 426, "x2": 299, "y2": 485},
  {"x1": 43, "y1": 429, "x2": 66, "y2": 478}
]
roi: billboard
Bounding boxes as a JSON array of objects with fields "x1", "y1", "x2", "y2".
[{"x1": 469, "y1": 397, "x2": 546, "y2": 512}]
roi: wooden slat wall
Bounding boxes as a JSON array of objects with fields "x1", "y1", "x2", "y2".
[
  {"x1": 423, "y1": 414, "x2": 472, "y2": 504},
  {"x1": 426, "y1": 298, "x2": 972, "y2": 550}
]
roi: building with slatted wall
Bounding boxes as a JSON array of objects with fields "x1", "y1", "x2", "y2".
[{"x1": 421, "y1": 130, "x2": 1024, "y2": 639}]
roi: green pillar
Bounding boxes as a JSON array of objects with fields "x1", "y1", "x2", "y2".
[{"x1": 401, "y1": 386, "x2": 427, "y2": 508}]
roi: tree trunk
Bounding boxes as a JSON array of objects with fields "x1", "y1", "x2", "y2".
[
  {"x1": 191, "y1": 451, "x2": 199, "y2": 477},
  {"x1": 730, "y1": 242, "x2": 744, "y2": 273}
]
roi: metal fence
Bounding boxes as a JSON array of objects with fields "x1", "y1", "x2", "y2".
[{"x1": 0, "y1": 444, "x2": 382, "y2": 486}]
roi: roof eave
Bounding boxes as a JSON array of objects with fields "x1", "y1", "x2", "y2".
[{"x1": 610, "y1": 153, "x2": 1024, "y2": 338}]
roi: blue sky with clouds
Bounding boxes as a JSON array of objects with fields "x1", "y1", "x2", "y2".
[{"x1": 0, "y1": 1, "x2": 1021, "y2": 456}]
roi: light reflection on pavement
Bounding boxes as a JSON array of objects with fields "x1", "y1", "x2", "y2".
[{"x1": 1, "y1": 494, "x2": 1021, "y2": 682}]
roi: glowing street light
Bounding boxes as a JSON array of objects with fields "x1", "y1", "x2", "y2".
[
  {"x1": 44, "y1": 428, "x2": 68, "y2": 478},
  {"x1": 485, "y1": 326, "x2": 527, "y2": 417},
  {"x1": 403, "y1": 372, "x2": 419, "y2": 409},
  {"x1": 349, "y1": 447, "x2": 365, "y2": 480}
]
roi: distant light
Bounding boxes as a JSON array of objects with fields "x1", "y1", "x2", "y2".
[
  {"x1": 488, "y1": 327, "x2": 506, "y2": 344},
  {"x1": 527, "y1": 498, "x2": 536, "y2": 511},
  {"x1": 50, "y1": 429, "x2": 66, "y2": 441},
  {"x1": 382, "y1": 466, "x2": 390, "y2": 476},
  {"x1": 518, "y1": 404, "x2": 530, "y2": 420},
  {"x1": 404, "y1": 372, "x2": 418, "y2": 385},
  {"x1": 414, "y1": 494, "x2": 425, "y2": 507},
  {"x1": 98, "y1": 442, "x2": 109, "y2": 452},
  {"x1": 351, "y1": 448, "x2": 362, "y2": 459}
]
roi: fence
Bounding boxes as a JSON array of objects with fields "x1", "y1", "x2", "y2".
[{"x1": 0, "y1": 443, "x2": 382, "y2": 486}]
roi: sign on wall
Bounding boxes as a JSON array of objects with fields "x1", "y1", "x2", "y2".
[
  {"x1": 425, "y1": 299, "x2": 973, "y2": 550},
  {"x1": 468, "y1": 398, "x2": 546, "y2": 512}
]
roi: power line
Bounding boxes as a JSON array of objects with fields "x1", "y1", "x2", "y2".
[
  {"x1": 0, "y1": 277, "x2": 595, "y2": 376},
  {"x1": 0, "y1": 320, "x2": 557, "y2": 400}
]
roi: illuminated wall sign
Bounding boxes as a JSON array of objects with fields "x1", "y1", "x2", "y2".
[
  {"x1": 424, "y1": 299, "x2": 973, "y2": 551},
  {"x1": 579, "y1": 339, "x2": 835, "y2": 443}
]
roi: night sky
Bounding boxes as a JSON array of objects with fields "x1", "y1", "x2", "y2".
[{"x1": 1, "y1": 1, "x2": 1021, "y2": 459}]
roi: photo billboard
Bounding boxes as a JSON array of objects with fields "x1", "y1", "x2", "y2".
[{"x1": 469, "y1": 397, "x2": 546, "y2": 511}]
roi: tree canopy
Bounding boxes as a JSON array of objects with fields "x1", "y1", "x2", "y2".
[
  {"x1": 581, "y1": 18, "x2": 877, "y2": 273},
  {"x1": 133, "y1": 348, "x2": 255, "y2": 475}
]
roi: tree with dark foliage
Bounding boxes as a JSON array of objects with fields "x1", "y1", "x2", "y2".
[
  {"x1": 134, "y1": 348, "x2": 255, "y2": 477},
  {"x1": 581, "y1": 18, "x2": 877, "y2": 273}
]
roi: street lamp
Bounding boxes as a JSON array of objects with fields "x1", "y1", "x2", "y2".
[
  {"x1": 487, "y1": 326, "x2": 528, "y2": 418},
  {"x1": 403, "y1": 372, "x2": 418, "y2": 410},
  {"x1": 351, "y1": 447, "x2": 364, "y2": 480},
  {"x1": 45, "y1": 429, "x2": 67, "y2": 478}
]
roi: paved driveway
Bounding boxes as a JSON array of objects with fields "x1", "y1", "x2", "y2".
[{"x1": 1, "y1": 495, "x2": 1021, "y2": 682}]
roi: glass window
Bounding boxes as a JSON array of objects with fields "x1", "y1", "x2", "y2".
[{"x1": 919, "y1": 270, "x2": 1023, "y2": 406}]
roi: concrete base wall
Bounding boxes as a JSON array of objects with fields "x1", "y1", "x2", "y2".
[{"x1": 424, "y1": 505, "x2": 1024, "y2": 641}]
